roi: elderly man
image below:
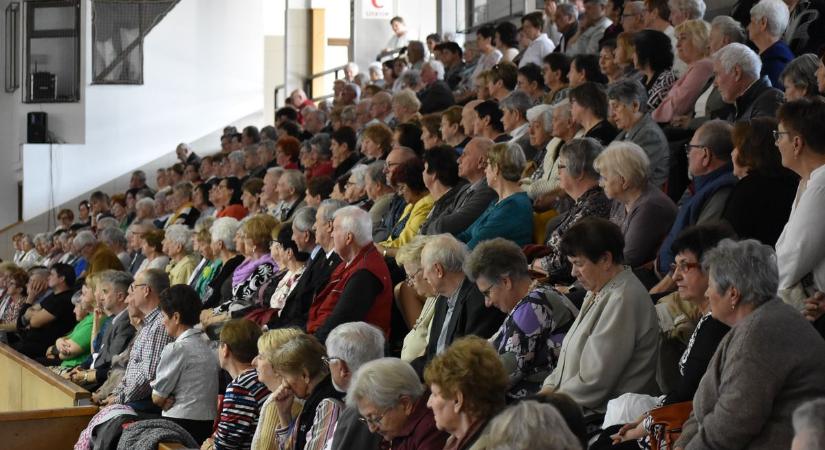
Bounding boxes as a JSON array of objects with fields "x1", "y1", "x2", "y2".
[
  {"x1": 164, "y1": 182, "x2": 200, "y2": 228},
  {"x1": 520, "y1": 12, "x2": 556, "y2": 67},
  {"x1": 303, "y1": 108, "x2": 329, "y2": 136},
  {"x1": 372, "y1": 146, "x2": 418, "y2": 242},
  {"x1": 69, "y1": 270, "x2": 136, "y2": 389},
  {"x1": 175, "y1": 143, "x2": 201, "y2": 166},
  {"x1": 607, "y1": 79, "x2": 669, "y2": 187},
  {"x1": 567, "y1": 0, "x2": 613, "y2": 56},
  {"x1": 126, "y1": 223, "x2": 154, "y2": 274},
  {"x1": 460, "y1": 99, "x2": 483, "y2": 139},
  {"x1": 274, "y1": 169, "x2": 307, "y2": 224},
  {"x1": 553, "y1": 3, "x2": 579, "y2": 54},
  {"x1": 501, "y1": 90, "x2": 538, "y2": 160},
  {"x1": 656, "y1": 120, "x2": 737, "y2": 277},
  {"x1": 260, "y1": 167, "x2": 284, "y2": 217},
  {"x1": 105, "y1": 269, "x2": 173, "y2": 411},
  {"x1": 14, "y1": 263, "x2": 77, "y2": 359},
  {"x1": 622, "y1": 1, "x2": 647, "y2": 32},
  {"x1": 368, "y1": 91, "x2": 394, "y2": 126},
  {"x1": 327, "y1": 322, "x2": 385, "y2": 450},
  {"x1": 255, "y1": 140, "x2": 278, "y2": 177},
  {"x1": 418, "y1": 60, "x2": 455, "y2": 114},
  {"x1": 307, "y1": 206, "x2": 392, "y2": 343},
  {"x1": 748, "y1": 0, "x2": 794, "y2": 90},
  {"x1": 339, "y1": 83, "x2": 360, "y2": 107},
  {"x1": 713, "y1": 43, "x2": 784, "y2": 121},
  {"x1": 354, "y1": 99, "x2": 373, "y2": 132},
  {"x1": 410, "y1": 234, "x2": 505, "y2": 373}
]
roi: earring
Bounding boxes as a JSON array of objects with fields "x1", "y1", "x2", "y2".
[{"x1": 730, "y1": 302, "x2": 736, "y2": 311}]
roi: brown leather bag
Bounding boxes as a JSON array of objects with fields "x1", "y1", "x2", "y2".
[{"x1": 648, "y1": 401, "x2": 693, "y2": 450}]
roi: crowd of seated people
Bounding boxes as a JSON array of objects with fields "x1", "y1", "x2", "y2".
[{"x1": 5, "y1": 2, "x2": 825, "y2": 448}]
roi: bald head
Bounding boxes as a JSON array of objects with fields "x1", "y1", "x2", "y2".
[
  {"x1": 385, "y1": 146, "x2": 419, "y2": 186},
  {"x1": 458, "y1": 137, "x2": 494, "y2": 183},
  {"x1": 370, "y1": 91, "x2": 393, "y2": 120},
  {"x1": 461, "y1": 99, "x2": 484, "y2": 138}
]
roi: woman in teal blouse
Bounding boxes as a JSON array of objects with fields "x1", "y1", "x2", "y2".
[{"x1": 458, "y1": 142, "x2": 533, "y2": 248}]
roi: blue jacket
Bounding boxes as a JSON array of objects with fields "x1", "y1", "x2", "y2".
[
  {"x1": 760, "y1": 40, "x2": 794, "y2": 91},
  {"x1": 458, "y1": 191, "x2": 534, "y2": 249}
]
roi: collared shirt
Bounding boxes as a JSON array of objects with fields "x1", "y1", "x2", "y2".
[
  {"x1": 113, "y1": 307, "x2": 174, "y2": 404},
  {"x1": 436, "y1": 285, "x2": 462, "y2": 354},
  {"x1": 519, "y1": 33, "x2": 555, "y2": 67},
  {"x1": 151, "y1": 328, "x2": 220, "y2": 420},
  {"x1": 777, "y1": 164, "x2": 825, "y2": 292}
]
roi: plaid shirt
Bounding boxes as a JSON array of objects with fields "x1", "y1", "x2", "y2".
[{"x1": 113, "y1": 308, "x2": 173, "y2": 404}]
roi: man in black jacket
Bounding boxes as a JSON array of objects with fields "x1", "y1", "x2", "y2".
[
  {"x1": 418, "y1": 60, "x2": 456, "y2": 114},
  {"x1": 712, "y1": 43, "x2": 784, "y2": 122}
]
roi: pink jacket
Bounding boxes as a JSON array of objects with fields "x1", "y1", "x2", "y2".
[{"x1": 652, "y1": 58, "x2": 714, "y2": 123}]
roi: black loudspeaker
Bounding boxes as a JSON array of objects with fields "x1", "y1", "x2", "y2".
[
  {"x1": 31, "y1": 72, "x2": 56, "y2": 101},
  {"x1": 27, "y1": 112, "x2": 48, "y2": 143}
]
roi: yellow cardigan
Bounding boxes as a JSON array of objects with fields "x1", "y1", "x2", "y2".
[{"x1": 380, "y1": 194, "x2": 434, "y2": 249}]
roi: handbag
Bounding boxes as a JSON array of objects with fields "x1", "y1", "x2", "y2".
[{"x1": 648, "y1": 401, "x2": 693, "y2": 450}]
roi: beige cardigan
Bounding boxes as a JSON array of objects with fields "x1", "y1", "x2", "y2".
[{"x1": 543, "y1": 268, "x2": 660, "y2": 413}]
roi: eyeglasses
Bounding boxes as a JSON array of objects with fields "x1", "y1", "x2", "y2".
[
  {"x1": 557, "y1": 164, "x2": 567, "y2": 170},
  {"x1": 128, "y1": 283, "x2": 147, "y2": 293},
  {"x1": 358, "y1": 408, "x2": 391, "y2": 427},
  {"x1": 405, "y1": 268, "x2": 422, "y2": 286},
  {"x1": 322, "y1": 356, "x2": 343, "y2": 366},
  {"x1": 670, "y1": 261, "x2": 701, "y2": 274},
  {"x1": 480, "y1": 280, "x2": 500, "y2": 299},
  {"x1": 772, "y1": 130, "x2": 790, "y2": 141},
  {"x1": 684, "y1": 143, "x2": 705, "y2": 156}
]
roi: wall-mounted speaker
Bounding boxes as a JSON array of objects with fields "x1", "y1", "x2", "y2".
[{"x1": 27, "y1": 111, "x2": 48, "y2": 143}]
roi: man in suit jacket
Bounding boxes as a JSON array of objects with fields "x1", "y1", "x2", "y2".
[
  {"x1": 418, "y1": 60, "x2": 456, "y2": 114},
  {"x1": 411, "y1": 235, "x2": 505, "y2": 374}
]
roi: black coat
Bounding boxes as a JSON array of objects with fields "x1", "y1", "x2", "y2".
[{"x1": 268, "y1": 250, "x2": 341, "y2": 330}]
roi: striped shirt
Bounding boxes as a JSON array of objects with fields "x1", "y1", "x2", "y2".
[
  {"x1": 214, "y1": 368, "x2": 271, "y2": 450},
  {"x1": 113, "y1": 308, "x2": 173, "y2": 404}
]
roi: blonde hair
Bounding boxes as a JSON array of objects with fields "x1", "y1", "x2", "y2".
[
  {"x1": 594, "y1": 141, "x2": 651, "y2": 189},
  {"x1": 258, "y1": 328, "x2": 305, "y2": 367},
  {"x1": 392, "y1": 89, "x2": 421, "y2": 112},
  {"x1": 395, "y1": 235, "x2": 433, "y2": 268},
  {"x1": 675, "y1": 19, "x2": 711, "y2": 57},
  {"x1": 241, "y1": 214, "x2": 280, "y2": 250},
  {"x1": 270, "y1": 332, "x2": 327, "y2": 378}
]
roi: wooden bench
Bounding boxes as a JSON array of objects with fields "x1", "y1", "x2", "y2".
[{"x1": 0, "y1": 343, "x2": 98, "y2": 450}]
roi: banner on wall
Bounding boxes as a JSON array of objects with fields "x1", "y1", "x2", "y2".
[{"x1": 362, "y1": 0, "x2": 393, "y2": 19}]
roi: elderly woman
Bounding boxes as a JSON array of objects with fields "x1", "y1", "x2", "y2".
[
  {"x1": 392, "y1": 89, "x2": 422, "y2": 125},
  {"x1": 271, "y1": 333, "x2": 344, "y2": 450},
  {"x1": 530, "y1": 101, "x2": 581, "y2": 212},
  {"x1": 501, "y1": 91, "x2": 537, "y2": 161},
  {"x1": 608, "y1": 79, "x2": 670, "y2": 188},
  {"x1": 135, "y1": 229, "x2": 170, "y2": 275},
  {"x1": 364, "y1": 161, "x2": 395, "y2": 230},
  {"x1": 251, "y1": 327, "x2": 304, "y2": 450},
  {"x1": 748, "y1": 0, "x2": 794, "y2": 90},
  {"x1": 723, "y1": 117, "x2": 798, "y2": 246},
  {"x1": 568, "y1": 83, "x2": 618, "y2": 146},
  {"x1": 377, "y1": 159, "x2": 433, "y2": 256},
  {"x1": 485, "y1": 401, "x2": 582, "y2": 450},
  {"x1": 0, "y1": 267, "x2": 28, "y2": 340},
  {"x1": 441, "y1": 106, "x2": 470, "y2": 151},
  {"x1": 203, "y1": 319, "x2": 270, "y2": 450},
  {"x1": 781, "y1": 54, "x2": 821, "y2": 101},
  {"x1": 163, "y1": 225, "x2": 200, "y2": 285},
  {"x1": 542, "y1": 218, "x2": 659, "y2": 414},
  {"x1": 632, "y1": 30, "x2": 677, "y2": 110},
  {"x1": 201, "y1": 217, "x2": 244, "y2": 309},
  {"x1": 424, "y1": 336, "x2": 508, "y2": 450},
  {"x1": 395, "y1": 235, "x2": 436, "y2": 361},
  {"x1": 457, "y1": 143, "x2": 533, "y2": 249},
  {"x1": 348, "y1": 358, "x2": 449, "y2": 449},
  {"x1": 651, "y1": 20, "x2": 714, "y2": 124},
  {"x1": 673, "y1": 240, "x2": 825, "y2": 449},
  {"x1": 151, "y1": 285, "x2": 220, "y2": 444},
  {"x1": 532, "y1": 138, "x2": 612, "y2": 284},
  {"x1": 344, "y1": 164, "x2": 370, "y2": 209},
  {"x1": 265, "y1": 227, "x2": 309, "y2": 314},
  {"x1": 465, "y1": 238, "x2": 575, "y2": 400},
  {"x1": 360, "y1": 123, "x2": 393, "y2": 163},
  {"x1": 605, "y1": 224, "x2": 734, "y2": 448},
  {"x1": 594, "y1": 142, "x2": 677, "y2": 270},
  {"x1": 521, "y1": 104, "x2": 554, "y2": 183}
]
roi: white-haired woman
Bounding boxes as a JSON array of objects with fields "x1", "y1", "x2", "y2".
[
  {"x1": 364, "y1": 161, "x2": 395, "y2": 232},
  {"x1": 163, "y1": 224, "x2": 200, "y2": 285},
  {"x1": 202, "y1": 217, "x2": 244, "y2": 309},
  {"x1": 392, "y1": 89, "x2": 422, "y2": 125},
  {"x1": 651, "y1": 20, "x2": 714, "y2": 124},
  {"x1": 674, "y1": 240, "x2": 825, "y2": 449},
  {"x1": 345, "y1": 164, "x2": 370, "y2": 210},
  {"x1": 485, "y1": 401, "x2": 582, "y2": 450},
  {"x1": 348, "y1": 358, "x2": 449, "y2": 449},
  {"x1": 395, "y1": 235, "x2": 437, "y2": 362},
  {"x1": 594, "y1": 142, "x2": 677, "y2": 270},
  {"x1": 747, "y1": 0, "x2": 793, "y2": 90}
]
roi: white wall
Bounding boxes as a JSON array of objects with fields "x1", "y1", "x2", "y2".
[
  {"x1": 20, "y1": 0, "x2": 266, "y2": 221},
  {"x1": 351, "y1": 0, "x2": 438, "y2": 72}
]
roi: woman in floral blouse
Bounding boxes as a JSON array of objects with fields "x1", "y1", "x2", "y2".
[
  {"x1": 632, "y1": 30, "x2": 677, "y2": 110},
  {"x1": 465, "y1": 238, "x2": 577, "y2": 401}
]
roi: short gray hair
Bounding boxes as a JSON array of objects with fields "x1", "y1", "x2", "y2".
[
  {"x1": 99, "y1": 270, "x2": 133, "y2": 294},
  {"x1": 292, "y1": 206, "x2": 317, "y2": 233},
  {"x1": 33, "y1": 232, "x2": 52, "y2": 246},
  {"x1": 552, "y1": 100, "x2": 572, "y2": 120},
  {"x1": 696, "y1": 119, "x2": 733, "y2": 161},
  {"x1": 399, "y1": 69, "x2": 422, "y2": 89},
  {"x1": 607, "y1": 79, "x2": 649, "y2": 112},
  {"x1": 624, "y1": 0, "x2": 645, "y2": 14},
  {"x1": 333, "y1": 206, "x2": 373, "y2": 246},
  {"x1": 346, "y1": 358, "x2": 425, "y2": 409},
  {"x1": 670, "y1": 0, "x2": 706, "y2": 19},
  {"x1": 141, "y1": 268, "x2": 170, "y2": 296},
  {"x1": 486, "y1": 401, "x2": 582, "y2": 450},
  {"x1": 793, "y1": 398, "x2": 825, "y2": 449},
  {"x1": 228, "y1": 149, "x2": 245, "y2": 165},
  {"x1": 97, "y1": 217, "x2": 120, "y2": 231},
  {"x1": 711, "y1": 16, "x2": 746, "y2": 44},
  {"x1": 211, "y1": 217, "x2": 241, "y2": 251},
  {"x1": 136, "y1": 197, "x2": 156, "y2": 213},
  {"x1": 750, "y1": 0, "x2": 789, "y2": 37},
  {"x1": 499, "y1": 90, "x2": 533, "y2": 117},
  {"x1": 557, "y1": 2, "x2": 578, "y2": 17},
  {"x1": 309, "y1": 133, "x2": 332, "y2": 159},
  {"x1": 366, "y1": 161, "x2": 388, "y2": 186},
  {"x1": 281, "y1": 169, "x2": 307, "y2": 196},
  {"x1": 714, "y1": 42, "x2": 761, "y2": 80},
  {"x1": 425, "y1": 60, "x2": 445, "y2": 80},
  {"x1": 165, "y1": 224, "x2": 193, "y2": 253},
  {"x1": 319, "y1": 199, "x2": 348, "y2": 223},
  {"x1": 527, "y1": 104, "x2": 553, "y2": 131},
  {"x1": 100, "y1": 227, "x2": 128, "y2": 249},
  {"x1": 325, "y1": 322, "x2": 385, "y2": 374},
  {"x1": 341, "y1": 105, "x2": 357, "y2": 124},
  {"x1": 421, "y1": 234, "x2": 468, "y2": 273},
  {"x1": 74, "y1": 230, "x2": 97, "y2": 249},
  {"x1": 594, "y1": 141, "x2": 651, "y2": 189},
  {"x1": 781, "y1": 54, "x2": 820, "y2": 95},
  {"x1": 392, "y1": 88, "x2": 421, "y2": 112},
  {"x1": 464, "y1": 238, "x2": 530, "y2": 283},
  {"x1": 559, "y1": 138, "x2": 603, "y2": 180},
  {"x1": 702, "y1": 239, "x2": 778, "y2": 308},
  {"x1": 349, "y1": 164, "x2": 369, "y2": 188}
]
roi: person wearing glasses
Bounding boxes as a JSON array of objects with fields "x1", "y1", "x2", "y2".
[
  {"x1": 464, "y1": 238, "x2": 576, "y2": 400},
  {"x1": 347, "y1": 357, "x2": 449, "y2": 450},
  {"x1": 655, "y1": 120, "x2": 737, "y2": 286},
  {"x1": 541, "y1": 218, "x2": 659, "y2": 415},
  {"x1": 395, "y1": 235, "x2": 436, "y2": 362},
  {"x1": 598, "y1": 223, "x2": 733, "y2": 449},
  {"x1": 271, "y1": 333, "x2": 344, "y2": 450}
]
